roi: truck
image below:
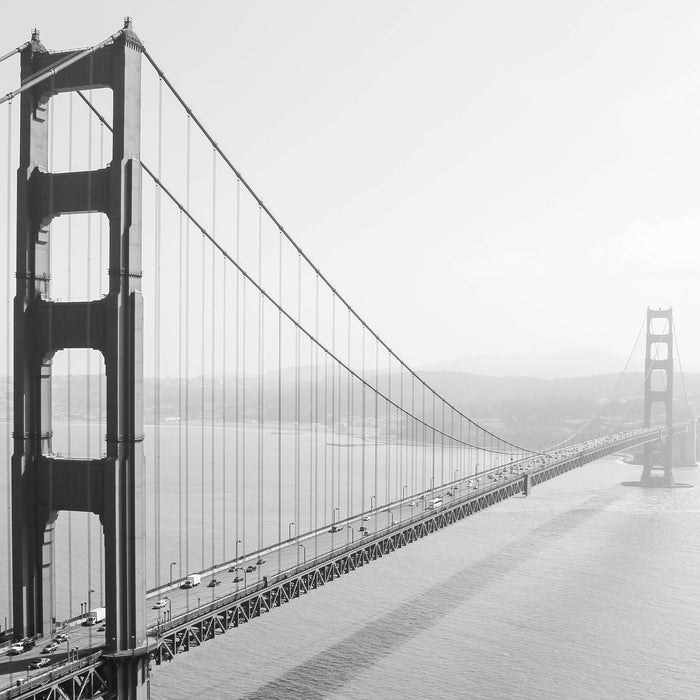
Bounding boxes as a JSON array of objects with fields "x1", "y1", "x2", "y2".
[
  {"x1": 181, "y1": 573, "x2": 201, "y2": 589},
  {"x1": 426, "y1": 498, "x2": 443, "y2": 510},
  {"x1": 84, "y1": 607, "x2": 106, "y2": 626}
]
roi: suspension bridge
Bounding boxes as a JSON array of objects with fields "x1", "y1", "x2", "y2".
[{"x1": 0, "y1": 21, "x2": 696, "y2": 699}]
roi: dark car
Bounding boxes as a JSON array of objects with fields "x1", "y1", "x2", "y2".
[
  {"x1": 245, "y1": 565, "x2": 256, "y2": 573},
  {"x1": 232, "y1": 576, "x2": 243, "y2": 583},
  {"x1": 256, "y1": 558, "x2": 266, "y2": 566},
  {"x1": 21, "y1": 638, "x2": 35, "y2": 650},
  {"x1": 207, "y1": 578, "x2": 221, "y2": 587},
  {"x1": 28, "y1": 657, "x2": 51, "y2": 669},
  {"x1": 41, "y1": 641, "x2": 59, "y2": 654}
]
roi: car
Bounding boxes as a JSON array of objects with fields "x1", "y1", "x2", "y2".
[
  {"x1": 152, "y1": 599, "x2": 167, "y2": 609},
  {"x1": 41, "y1": 642, "x2": 59, "y2": 654},
  {"x1": 28, "y1": 657, "x2": 51, "y2": 669},
  {"x1": 362, "y1": 516, "x2": 371, "y2": 521},
  {"x1": 245, "y1": 565, "x2": 256, "y2": 573},
  {"x1": 53, "y1": 633, "x2": 68, "y2": 643},
  {"x1": 328, "y1": 525, "x2": 343, "y2": 533},
  {"x1": 232, "y1": 576, "x2": 243, "y2": 583},
  {"x1": 256, "y1": 558, "x2": 266, "y2": 566},
  {"x1": 359, "y1": 526, "x2": 367, "y2": 532},
  {"x1": 21, "y1": 638, "x2": 35, "y2": 650},
  {"x1": 228, "y1": 566, "x2": 238, "y2": 572},
  {"x1": 207, "y1": 578, "x2": 221, "y2": 587},
  {"x1": 9, "y1": 643, "x2": 25, "y2": 655},
  {"x1": 97, "y1": 624, "x2": 106, "y2": 632}
]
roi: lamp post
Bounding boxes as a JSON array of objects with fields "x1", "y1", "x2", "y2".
[
  {"x1": 370, "y1": 495, "x2": 376, "y2": 511},
  {"x1": 88, "y1": 589, "x2": 95, "y2": 612},
  {"x1": 288, "y1": 522, "x2": 295, "y2": 540},
  {"x1": 387, "y1": 509, "x2": 395, "y2": 527},
  {"x1": 164, "y1": 596, "x2": 172, "y2": 622},
  {"x1": 347, "y1": 524, "x2": 354, "y2": 543},
  {"x1": 235, "y1": 539, "x2": 242, "y2": 562},
  {"x1": 429, "y1": 476, "x2": 434, "y2": 492},
  {"x1": 402, "y1": 485, "x2": 408, "y2": 499},
  {"x1": 332, "y1": 507, "x2": 339, "y2": 524},
  {"x1": 169, "y1": 562, "x2": 177, "y2": 586},
  {"x1": 298, "y1": 543, "x2": 306, "y2": 564}
]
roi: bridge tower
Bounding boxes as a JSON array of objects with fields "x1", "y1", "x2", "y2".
[
  {"x1": 642, "y1": 307, "x2": 674, "y2": 485},
  {"x1": 12, "y1": 21, "x2": 148, "y2": 697}
]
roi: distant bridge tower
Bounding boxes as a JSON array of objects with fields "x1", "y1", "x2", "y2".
[
  {"x1": 12, "y1": 20, "x2": 148, "y2": 698},
  {"x1": 642, "y1": 307, "x2": 674, "y2": 485}
]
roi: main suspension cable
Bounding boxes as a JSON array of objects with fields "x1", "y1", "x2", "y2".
[{"x1": 138, "y1": 49, "x2": 537, "y2": 456}]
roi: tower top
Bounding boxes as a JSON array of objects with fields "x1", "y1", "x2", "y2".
[{"x1": 28, "y1": 27, "x2": 46, "y2": 53}]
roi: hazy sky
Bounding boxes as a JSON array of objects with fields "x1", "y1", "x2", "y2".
[{"x1": 2, "y1": 1, "x2": 699, "y2": 374}]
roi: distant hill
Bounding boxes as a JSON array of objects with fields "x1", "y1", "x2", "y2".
[
  {"x1": 2, "y1": 369, "x2": 698, "y2": 452},
  {"x1": 420, "y1": 349, "x2": 630, "y2": 379}
]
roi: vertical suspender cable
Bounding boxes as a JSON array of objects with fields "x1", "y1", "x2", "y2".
[
  {"x1": 154, "y1": 76, "x2": 163, "y2": 586},
  {"x1": 411, "y1": 376, "x2": 416, "y2": 496},
  {"x1": 331, "y1": 296, "x2": 336, "y2": 529},
  {"x1": 374, "y1": 337, "x2": 379, "y2": 512},
  {"x1": 5, "y1": 100, "x2": 12, "y2": 625},
  {"x1": 200, "y1": 192, "x2": 206, "y2": 569},
  {"x1": 86, "y1": 66, "x2": 93, "y2": 629},
  {"x1": 234, "y1": 178, "x2": 240, "y2": 569},
  {"x1": 314, "y1": 273, "x2": 320, "y2": 556},
  {"x1": 441, "y1": 403, "x2": 445, "y2": 487},
  {"x1": 67, "y1": 91, "x2": 73, "y2": 617},
  {"x1": 258, "y1": 207, "x2": 264, "y2": 558},
  {"x1": 211, "y1": 147, "x2": 217, "y2": 568},
  {"x1": 361, "y1": 325, "x2": 365, "y2": 523},
  {"x1": 47, "y1": 93, "x2": 56, "y2": 625},
  {"x1": 241, "y1": 275, "x2": 247, "y2": 560},
  {"x1": 184, "y1": 115, "x2": 191, "y2": 594},
  {"x1": 324, "y1": 349, "x2": 328, "y2": 525},
  {"x1": 178, "y1": 209, "x2": 184, "y2": 578},
  {"x1": 399, "y1": 363, "x2": 403, "y2": 502},
  {"x1": 294, "y1": 255, "x2": 300, "y2": 557},
  {"x1": 385, "y1": 355, "x2": 390, "y2": 505},
  {"x1": 347, "y1": 310, "x2": 352, "y2": 531},
  {"x1": 98, "y1": 119, "x2": 104, "y2": 601},
  {"x1": 309, "y1": 312, "x2": 313, "y2": 546},
  {"x1": 221, "y1": 231, "x2": 227, "y2": 563},
  {"x1": 323, "y1": 352, "x2": 328, "y2": 523},
  {"x1": 277, "y1": 231, "x2": 282, "y2": 572}
]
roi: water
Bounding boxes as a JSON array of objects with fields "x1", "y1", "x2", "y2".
[{"x1": 149, "y1": 458, "x2": 700, "y2": 699}]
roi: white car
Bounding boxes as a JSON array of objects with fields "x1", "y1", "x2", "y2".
[
  {"x1": 152, "y1": 599, "x2": 167, "y2": 609},
  {"x1": 9, "y1": 642, "x2": 25, "y2": 655}
]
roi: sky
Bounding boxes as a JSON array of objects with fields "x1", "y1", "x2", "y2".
[{"x1": 2, "y1": 0, "x2": 700, "y2": 376}]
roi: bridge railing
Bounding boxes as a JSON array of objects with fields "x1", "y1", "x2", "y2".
[{"x1": 0, "y1": 650, "x2": 103, "y2": 700}]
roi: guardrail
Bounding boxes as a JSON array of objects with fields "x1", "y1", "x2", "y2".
[{"x1": 0, "y1": 651, "x2": 103, "y2": 700}]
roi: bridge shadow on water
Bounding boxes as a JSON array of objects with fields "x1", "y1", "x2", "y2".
[{"x1": 241, "y1": 491, "x2": 619, "y2": 700}]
